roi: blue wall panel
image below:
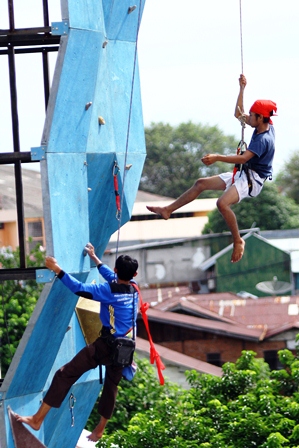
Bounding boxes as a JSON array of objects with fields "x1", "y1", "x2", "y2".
[
  {"x1": 1, "y1": 0, "x2": 147, "y2": 446},
  {"x1": 45, "y1": 380, "x2": 101, "y2": 448},
  {"x1": 103, "y1": 0, "x2": 145, "y2": 42},
  {"x1": 85, "y1": 42, "x2": 145, "y2": 156},
  {"x1": 46, "y1": 153, "x2": 90, "y2": 273},
  {"x1": 47, "y1": 29, "x2": 104, "y2": 153},
  {"x1": 63, "y1": 0, "x2": 105, "y2": 31},
  {"x1": 6, "y1": 276, "x2": 88, "y2": 399}
]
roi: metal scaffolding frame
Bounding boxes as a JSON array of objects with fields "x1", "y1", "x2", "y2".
[{"x1": 0, "y1": 0, "x2": 60, "y2": 280}]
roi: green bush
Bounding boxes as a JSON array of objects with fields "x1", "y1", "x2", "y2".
[{"x1": 91, "y1": 349, "x2": 299, "y2": 447}]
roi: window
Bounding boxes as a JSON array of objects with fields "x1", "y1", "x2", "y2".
[
  {"x1": 207, "y1": 352, "x2": 222, "y2": 367},
  {"x1": 264, "y1": 350, "x2": 283, "y2": 370},
  {"x1": 25, "y1": 218, "x2": 45, "y2": 253}
]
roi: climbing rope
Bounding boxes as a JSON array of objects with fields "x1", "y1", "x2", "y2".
[
  {"x1": 239, "y1": 0, "x2": 244, "y2": 75},
  {"x1": 238, "y1": 0, "x2": 246, "y2": 141},
  {"x1": 114, "y1": 0, "x2": 143, "y2": 263},
  {"x1": 232, "y1": 0, "x2": 247, "y2": 183}
]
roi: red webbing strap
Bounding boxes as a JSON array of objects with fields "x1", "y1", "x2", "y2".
[
  {"x1": 113, "y1": 161, "x2": 121, "y2": 219},
  {"x1": 131, "y1": 283, "x2": 165, "y2": 385}
]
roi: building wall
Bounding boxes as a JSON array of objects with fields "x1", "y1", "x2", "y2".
[
  {"x1": 0, "y1": 221, "x2": 18, "y2": 249},
  {"x1": 137, "y1": 319, "x2": 288, "y2": 366},
  {"x1": 103, "y1": 239, "x2": 211, "y2": 287},
  {"x1": 216, "y1": 235, "x2": 292, "y2": 296}
]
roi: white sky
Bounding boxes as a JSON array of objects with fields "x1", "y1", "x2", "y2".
[{"x1": 1, "y1": 0, "x2": 299, "y2": 176}]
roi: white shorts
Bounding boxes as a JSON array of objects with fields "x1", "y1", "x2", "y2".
[{"x1": 219, "y1": 170, "x2": 265, "y2": 203}]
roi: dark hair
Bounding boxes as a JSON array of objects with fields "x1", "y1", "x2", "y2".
[
  {"x1": 115, "y1": 255, "x2": 138, "y2": 281},
  {"x1": 254, "y1": 113, "x2": 271, "y2": 124}
]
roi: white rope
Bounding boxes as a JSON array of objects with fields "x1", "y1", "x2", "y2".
[{"x1": 239, "y1": 0, "x2": 244, "y2": 75}]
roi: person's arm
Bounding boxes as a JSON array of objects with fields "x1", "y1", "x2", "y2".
[
  {"x1": 84, "y1": 242, "x2": 103, "y2": 267},
  {"x1": 45, "y1": 256, "x2": 62, "y2": 275},
  {"x1": 85, "y1": 242, "x2": 115, "y2": 282},
  {"x1": 201, "y1": 149, "x2": 255, "y2": 166},
  {"x1": 45, "y1": 254, "x2": 104, "y2": 300},
  {"x1": 234, "y1": 74, "x2": 249, "y2": 124}
]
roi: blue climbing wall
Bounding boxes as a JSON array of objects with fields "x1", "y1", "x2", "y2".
[{"x1": 0, "y1": 0, "x2": 146, "y2": 447}]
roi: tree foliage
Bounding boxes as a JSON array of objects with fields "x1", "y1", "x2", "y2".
[
  {"x1": 276, "y1": 151, "x2": 299, "y2": 205},
  {"x1": 0, "y1": 242, "x2": 45, "y2": 376},
  {"x1": 140, "y1": 122, "x2": 239, "y2": 198},
  {"x1": 93, "y1": 346, "x2": 299, "y2": 448},
  {"x1": 203, "y1": 181, "x2": 299, "y2": 234}
]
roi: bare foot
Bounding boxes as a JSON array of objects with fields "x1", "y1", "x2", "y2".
[
  {"x1": 231, "y1": 238, "x2": 245, "y2": 263},
  {"x1": 146, "y1": 205, "x2": 171, "y2": 220},
  {"x1": 15, "y1": 414, "x2": 41, "y2": 431},
  {"x1": 87, "y1": 427, "x2": 104, "y2": 442},
  {"x1": 87, "y1": 417, "x2": 108, "y2": 442}
]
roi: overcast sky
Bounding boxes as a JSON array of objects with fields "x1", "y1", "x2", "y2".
[{"x1": 1, "y1": 0, "x2": 299, "y2": 176}]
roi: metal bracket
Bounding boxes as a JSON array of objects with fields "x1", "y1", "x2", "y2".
[
  {"x1": 35, "y1": 269, "x2": 56, "y2": 283},
  {"x1": 51, "y1": 21, "x2": 69, "y2": 36},
  {"x1": 31, "y1": 146, "x2": 47, "y2": 161}
]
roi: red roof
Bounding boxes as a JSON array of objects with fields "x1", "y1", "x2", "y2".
[{"x1": 140, "y1": 286, "x2": 299, "y2": 340}]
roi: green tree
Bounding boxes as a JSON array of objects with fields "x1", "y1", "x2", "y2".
[
  {"x1": 0, "y1": 242, "x2": 45, "y2": 376},
  {"x1": 140, "y1": 122, "x2": 239, "y2": 198},
  {"x1": 203, "y1": 181, "x2": 299, "y2": 234},
  {"x1": 276, "y1": 151, "x2": 299, "y2": 204},
  {"x1": 95, "y1": 348, "x2": 299, "y2": 448}
]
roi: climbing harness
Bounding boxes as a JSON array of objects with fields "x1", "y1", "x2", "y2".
[
  {"x1": 69, "y1": 393, "x2": 76, "y2": 427},
  {"x1": 232, "y1": 137, "x2": 247, "y2": 184}
]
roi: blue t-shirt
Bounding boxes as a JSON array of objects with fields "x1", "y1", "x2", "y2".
[
  {"x1": 58, "y1": 264, "x2": 139, "y2": 338},
  {"x1": 246, "y1": 125, "x2": 275, "y2": 178}
]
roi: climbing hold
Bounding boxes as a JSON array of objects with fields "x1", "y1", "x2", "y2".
[
  {"x1": 125, "y1": 164, "x2": 132, "y2": 170},
  {"x1": 98, "y1": 116, "x2": 105, "y2": 125},
  {"x1": 102, "y1": 40, "x2": 108, "y2": 48},
  {"x1": 128, "y1": 5, "x2": 137, "y2": 13},
  {"x1": 8, "y1": 406, "x2": 46, "y2": 448},
  {"x1": 88, "y1": 187, "x2": 92, "y2": 191},
  {"x1": 85, "y1": 102, "x2": 92, "y2": 110}
]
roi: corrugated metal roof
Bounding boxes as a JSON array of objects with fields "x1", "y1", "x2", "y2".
[
  {"x1": 144, "y1": 308, "x2": 264, "y2": 341},
  {"x1": 140, "y1": 286, "x2": 299, "y2": 340}
]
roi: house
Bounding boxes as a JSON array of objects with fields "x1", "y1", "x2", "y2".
[
  {"x1": 137, "y1": 286, "x2": 299, "y2": 369},
  {"x1": 1, "y1": 165, "x2": 298, "y2": 374},
  {"x1": 103, "y1": 231, "x2": 293, "y2": 297},
  {"x1": 197, "y1": 231, "x2": 292, "y2": 296},
  {"x1": 0, "y1": 165, "x2": 45, "y2": 252},
  {"x1": 0, "y1": 165, "x2": 217, "y2": 251}
]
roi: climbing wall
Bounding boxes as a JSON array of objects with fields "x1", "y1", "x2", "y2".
[{"x1": 0, "y1": 0, "x2": 146, "y2": 447}]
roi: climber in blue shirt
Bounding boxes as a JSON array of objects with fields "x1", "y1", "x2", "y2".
[{"x1": 16, "y1": 243, "x2": 139, "y2": 442}]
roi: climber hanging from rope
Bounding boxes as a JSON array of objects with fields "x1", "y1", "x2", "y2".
[
  {"x1": 146, "y1": 74, "x2": 277, "y2": 263},
  {"x1": 146, "y1": 1, "x2": 277, "y2": 264}
]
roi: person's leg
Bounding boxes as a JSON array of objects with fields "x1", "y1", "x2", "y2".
[
  {"x1": 87, "y1": 416, "x2": 108, "y2": 442},
  {"x1": 216, "y1": 185, "x2": 245, "y2": 263},
  {"x1": 16, "y1": 340, "x2": 100, "y2": 430},
  {"x1": 87, "y1": 364, "x2": 123, "y2": 441},
  {"x1": 146, "y1": 175, "x2": 226, "y2": 219},
  {"x1": 16, "y1": 402, "x2": 51, "y2": 430}
]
